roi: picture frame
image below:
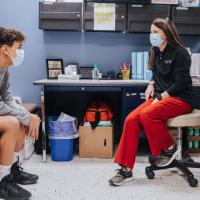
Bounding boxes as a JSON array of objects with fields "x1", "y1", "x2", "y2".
[
  {"x1": 46, "y1": 59, "x2": 64, "y2": 79},
  {"x1": 64, "y1": 63, "x2": 78, "y2": 75}
]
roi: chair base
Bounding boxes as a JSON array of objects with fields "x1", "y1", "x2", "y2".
[{"x1": 145, "y1": 158, "x2": 200, "y2": 187}]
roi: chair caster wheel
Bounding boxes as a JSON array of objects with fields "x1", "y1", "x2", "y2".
[
  {"x1": 188, "y1": 177, "x2": 198, "y2": 187},
  {"x1": 145, "y1": 167, "x2": 155, "y2": 179},
  {"x1": 188, "y1": 158, "x2": 195, "y2": 163}
]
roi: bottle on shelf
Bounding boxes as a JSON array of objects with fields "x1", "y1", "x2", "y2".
[
  {"x1": 187, "y1": 128, "x2": 193, "y2": 149},
  {"x1": 92, "y1": 63, "x2": 99, "y2": 80},
  {"x1": 193, "y1": 129, "x2": 200, "y2": 149}
]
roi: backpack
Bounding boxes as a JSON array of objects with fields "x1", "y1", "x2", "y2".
[{"x1": 84, "y1": 100, "x2": 113, "y2": 129}]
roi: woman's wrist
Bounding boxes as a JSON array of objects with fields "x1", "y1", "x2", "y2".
[{"x1": 148, "y1": 81, "x2": 155, "y2": 86}]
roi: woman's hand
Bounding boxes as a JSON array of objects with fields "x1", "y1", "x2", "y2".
[
  {"x1": 145, "y1": 84, "x2": 155, "y2": 100},
  {"x1": 152, "y1": 98, "x2": 159, "y2": 104}
]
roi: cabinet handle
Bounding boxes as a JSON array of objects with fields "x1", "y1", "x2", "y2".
[
  {"x1": 81, "y1": 87, "x2": 85, "y2": 91},
  {"x1": 126, "y1": 92, "x2": 137, "y2": 96},
  {"x1": 121, "y1": 15, "x2": 124, "y2": 19},
  {"x1": 131, "y1": 5, "x2": 143, "y2": 8},
  {"x1": 140, "y1": 93, "x2": 146, "y2": 100},
  {"x1": 77, "y1": 14, "x2": 80, "y2": 18},
  {"x1": 176, "y1": 7, "x2": 189, "y2": 11}
]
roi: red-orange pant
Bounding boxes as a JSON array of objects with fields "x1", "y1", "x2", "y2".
[{"x1": 114, "y1": 97, "x2": 192, "y2": 169}]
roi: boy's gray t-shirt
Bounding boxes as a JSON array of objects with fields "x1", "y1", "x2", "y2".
[{"x1": 0, "y1": 68, "x2": 30, "y2": 126}]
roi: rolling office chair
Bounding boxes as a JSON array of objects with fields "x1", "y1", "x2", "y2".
[{"x1": 145, "y1": 109, "x2": 200, "y2": 187}]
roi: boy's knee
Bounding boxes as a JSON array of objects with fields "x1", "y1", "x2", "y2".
[{"x1": 5, "y1": 116, "x2": 20, "y2": 131}]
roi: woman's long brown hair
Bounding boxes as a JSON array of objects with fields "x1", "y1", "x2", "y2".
[{"x1": 148, "y1": 18, "x2": 185, "y2": 70}]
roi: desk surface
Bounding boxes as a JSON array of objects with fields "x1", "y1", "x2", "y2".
[
  {"x1": 34, "y1": 79, "x2": 200, "y2": 87},
  {"x1": 34, "y1": 79, "x2": 149, "y2": 86}
]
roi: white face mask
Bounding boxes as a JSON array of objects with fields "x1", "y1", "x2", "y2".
[{"x1": 11, "y1": 49, "x2": 24, "y2": 67}]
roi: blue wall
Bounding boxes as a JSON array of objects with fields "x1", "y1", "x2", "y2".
[{"x1": 0, "y1": 0, "x2": 200, "y2": 105}]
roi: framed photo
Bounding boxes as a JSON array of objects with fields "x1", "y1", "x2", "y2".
[
  {"x1": 46, "y1": 59, "x2": 64, "y2": 79},
  {"x1": 64, "y1": 63, "x2": 78, "y2": 75}
]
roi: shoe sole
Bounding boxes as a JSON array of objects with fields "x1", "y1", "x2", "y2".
[
  {"x1": 109, "y1": 177, "x2": 135, "y2": 186},
  {"x1": 156, "y1": 147, "x2": 181, "y2": 167},
  {"x1": 0, "y1": 194, "x2": 31, "y2": 200},
  {"x1": 17, "y1": 180, "x2": 38, "y2": 185}
]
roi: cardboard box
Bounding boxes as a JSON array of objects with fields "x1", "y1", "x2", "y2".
[{"x1": 79, "y1": 126, "x2": 113, "y2": 158}]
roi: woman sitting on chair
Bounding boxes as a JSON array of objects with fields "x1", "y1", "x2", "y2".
[{"x1": 109, "y1": 17, "x2": 193, "y2": 186}]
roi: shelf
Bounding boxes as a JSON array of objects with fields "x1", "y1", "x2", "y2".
[
  {"x1": 187, "y1": 136, "x2": 200, "y2": 141},
  {"x1": 188, "y1": 148, "x2": 200, "y2": 153}
]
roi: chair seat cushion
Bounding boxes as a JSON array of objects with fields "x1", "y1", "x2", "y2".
[{"x1": 167, "y1": 109, "x2": 200, "y2": 127}]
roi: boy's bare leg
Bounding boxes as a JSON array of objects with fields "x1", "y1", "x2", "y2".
[
  {"x1": 0, "y1": 116, "x2": 20, "y2": 165},
  {"x1": 15, "y1": 124, "x2": 26, "y2": 152}
]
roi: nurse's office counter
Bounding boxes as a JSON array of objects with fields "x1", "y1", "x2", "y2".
[{"x1": 34, "y1": 79, "x2": 200, "y2": 162}]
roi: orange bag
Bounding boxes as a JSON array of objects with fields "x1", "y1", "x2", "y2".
[{"x1": 84, "y1": 100, "x2": 113, "y2": 129}]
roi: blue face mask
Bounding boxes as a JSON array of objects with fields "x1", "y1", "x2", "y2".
[
  {"x1": 11, "y1": 49, "x2": 24, "y2": 67},
  {"x1": 150, "y1": 33, "x2": 164, "y2": 48}
]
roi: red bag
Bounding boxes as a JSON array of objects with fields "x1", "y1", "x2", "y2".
[{"x1": 84, "y1": 100, "x2": 113, "y2": 129}]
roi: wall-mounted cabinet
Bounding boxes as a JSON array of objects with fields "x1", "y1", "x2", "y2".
[
  {"x1": 83, "y1": 2, "x2": 126, "y2": 32},
  {"x1": 39, "y1": 2, "x2": 200, "y2": 36},
  {"x1": 172, "y1": 7, "x2": 200, "y2": 35},
  {"x1": 39, "y1": 2, "x2": 82, "y2": 31},
  {"x1": 127, "y1": 4, "x2": 171, "y2": 33}
]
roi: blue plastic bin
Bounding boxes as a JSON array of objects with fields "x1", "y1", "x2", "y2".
[
  {"x1": 48, "y1": 116, "x2": 77, "y2": 136},
  {"x1": 50, "y1": 138, "x2": 73, "y2": 161}
]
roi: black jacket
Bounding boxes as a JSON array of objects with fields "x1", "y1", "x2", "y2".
[{"x1": 152, "y1": 45, "x2": 192, "y2": 105}]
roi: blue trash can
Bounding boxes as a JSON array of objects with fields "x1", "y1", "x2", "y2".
[
  {"x1": 48, "y1": 115, "x2": 78, "y2": 161},
  {"x1": 48, "y1": 116, "x2": 76, "y2": 136},
  {"x1": 49, "y1": 137, "x2": 73, "y2": 161}
]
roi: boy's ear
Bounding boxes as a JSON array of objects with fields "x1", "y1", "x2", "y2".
[{"x1": 0, "y1": 45, "x2": 9, "y2": 56}]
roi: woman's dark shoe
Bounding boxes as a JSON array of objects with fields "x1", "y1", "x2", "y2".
[
  {"x1": 154, "y1": 144, "x2": 181, "y2": 167},
  {"x1": 109, "y1": 167, "x2": 134, "y2": 186}
]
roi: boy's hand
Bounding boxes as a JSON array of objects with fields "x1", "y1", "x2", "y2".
[{"x1": 27, "y1": 114, "x2": 41, "y2": 141}]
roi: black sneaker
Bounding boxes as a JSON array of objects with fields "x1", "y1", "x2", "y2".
[
  {"x1": 155, "y1": 144, "x2": 181, "y2": 167},
  {"x1": 109, "y1": 167, "x2": 134, "y2": 186},
  {"x1": 0, "y1": 174, "x2": 31, "y2": 200},
  {"x1": 10, "y1": 161, "x2": 39, "y2": 185}
]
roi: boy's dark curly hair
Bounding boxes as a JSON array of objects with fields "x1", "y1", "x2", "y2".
[{"x1": 0, "y1": 27, "x2": 25, "y2": 47}]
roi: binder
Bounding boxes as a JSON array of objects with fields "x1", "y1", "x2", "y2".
[
  {"x1": 131, "y1": 52, "x2": 137, "y2": 80},
  {"x1": 144, "y1": 51, "x2": 152, "y2": 80},
  {"x1": 136, "y1": 52, "x2": 144, "y2": 80}
]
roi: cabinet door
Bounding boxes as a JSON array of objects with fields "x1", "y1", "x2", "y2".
[
  {"x1": 122, "y1": 86, "x2": 146, "y2": 108},
  {"x1": 122, "y1": 86, "x2": 146, "y2": 123},
  {"x1": 84, "y1": 2, "x2": 126, "y2": 32},
  {"x1": 128, "y1": 4, "x2": 170, "y2": 33},
  {"x1": 172, "y1": 6, "x2": 200, "y2": 35},
  {"x1": 39, "y1": 2, "x2": 82, "y2": 31}
]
